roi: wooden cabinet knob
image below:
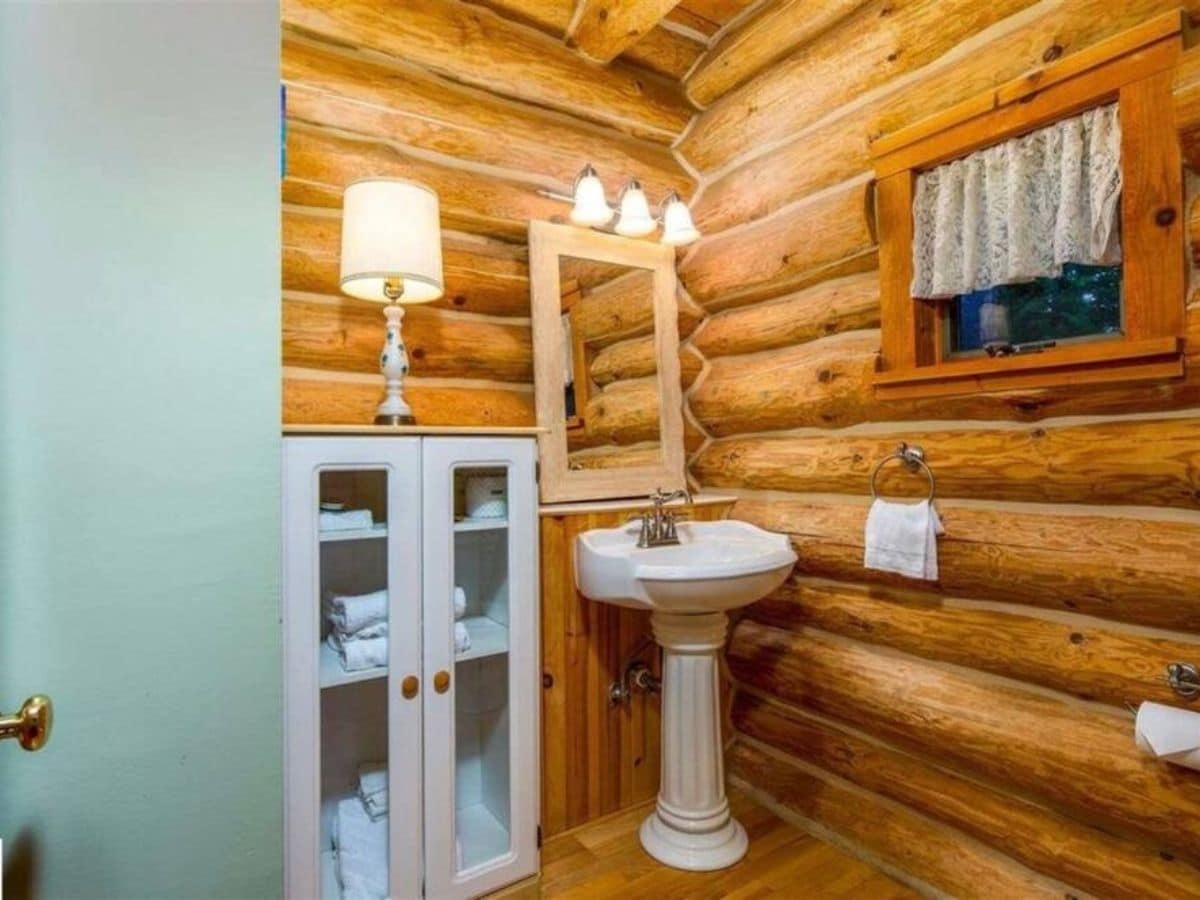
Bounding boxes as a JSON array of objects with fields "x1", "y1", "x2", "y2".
[
  {"x1": 434, "y1": 670, "x2": 451, "y2": 694},
  {"x1": 401, "y1": 675, "x2": 420, "y2": 700}
]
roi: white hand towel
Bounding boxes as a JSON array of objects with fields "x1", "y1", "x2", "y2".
[
  {"x1": 1136, "y1": 702, "x2": 1200, "y2": 770},
  {"x1": 326, "y1": 589, "x2": 388, "y2": 635},
  {"x1": 454, "y1": 586, "x2": 467, "y2": 620},
  {"x1": 863, "y1": 499, "x2": 944, "y2": 581},
  {"x1": 357, "y1": 763, "x2": 388, "y2": 821},
  {"x1": 455, "y1": 620, "x2": 472, "y2": 654},
  {"x1": 334, "y1": 797, "x2": 388, "y2": 900},
  {"x1": 319, "y1": 509, "x2": 374, "y2": 532},
  {"x1": 327, "y1": 632, "x2": 388, "y2": 672}
]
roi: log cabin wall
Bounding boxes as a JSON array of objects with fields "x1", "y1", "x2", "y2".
[
  {"x1": 279, "y1": 0, "x2": 714, "y2": 426},
  {"x1": 677, "y1": 3, "x2": 1200, "y2": 897}
]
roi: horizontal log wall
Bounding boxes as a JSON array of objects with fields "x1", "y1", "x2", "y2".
[
  {"x1": 677, "y1": 5, "x2": 1200, "y2": 896},
  {"x1": 280, "y1": 0, "x2": 694, "y2": 426}
]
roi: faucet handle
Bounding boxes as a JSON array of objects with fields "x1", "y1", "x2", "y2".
[{"x1": 628, "y1": 510, "x2": 652, "y2": 547}]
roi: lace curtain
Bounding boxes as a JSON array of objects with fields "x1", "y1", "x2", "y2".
[{"x1": 910, "y1": 103, "x2": 1123, "y2": 299}]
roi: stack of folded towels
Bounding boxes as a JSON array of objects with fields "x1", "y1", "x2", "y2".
[
  {"x1": 332, "y1": 764, "x2": 387, "y2": 900},
  {"x1": 325, "y1": 589, "x2": 388, "y2": 672},
  {"x1": 326, "y1": 586, "x2": 472, "y2": 672},
  {"x1": 454, "y1": 586, "x2": 471, "y2": 655},
  {"x1": 332, "y1": 762, "x2": 464, "y2": 900}
]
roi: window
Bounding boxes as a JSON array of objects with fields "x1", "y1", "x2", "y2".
[
  {"x1": 871, "y1": 12, "x2": 1185, "y2": 400},
  {"x1": 949, "y1": 263, "x2": 1123, "y2": 356}
]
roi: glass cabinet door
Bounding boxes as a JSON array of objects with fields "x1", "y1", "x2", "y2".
[
  {"x1": 284, "y1": 438, "x2": 423, "y2": 900},
  {"x1": 421, "y1": 438, "x2": 538, "y2": 900}
]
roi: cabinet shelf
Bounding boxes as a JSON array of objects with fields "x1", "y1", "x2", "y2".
[
  {"x1": 319, "y1": 523, "x2": 388, "y2": 543},
  {"x1": 320, "y1": 641, "x2": 386, "y2": 689},
  {"x1": 454, "y1": 517, "x2": 508, "y2": 533},
  {"x1": 458, "y1": 616, "x2": 508, "y2": 663}
]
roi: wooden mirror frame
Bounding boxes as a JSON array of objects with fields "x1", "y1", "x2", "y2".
[{"x1": 529, "y1": 221, "x2": 685, "y2": 504}]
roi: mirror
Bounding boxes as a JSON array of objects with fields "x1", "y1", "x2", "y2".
[{"x1": 529, "y1": 221, "x2": 685, "y2": 504}]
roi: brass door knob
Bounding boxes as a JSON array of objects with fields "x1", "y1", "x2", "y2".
[
  {"x1": 433, "y1": 670, "x2": 451, "y2": 694},
  {"x1": 0, "y1": 695, "x2": 52, "y2": 752},
  {"x1": 401, "y1": 676, "x2": 420, "y2": 700}
]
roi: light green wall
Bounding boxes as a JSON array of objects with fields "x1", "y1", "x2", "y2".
[{"x1": 0, "y1": 3, "x2": 282, "y2": 897}]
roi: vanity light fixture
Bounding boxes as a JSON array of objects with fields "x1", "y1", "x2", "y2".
[
  {"x1": 569, "y1": 163, "x2": 613, "y2": 227},
  {"x1": 545, "y1": 166, "x2": 701, "y2": 245},
  {"x1": 614, "y1": 179, "x2": 657, "y2": 238},
  {"x1": 659, "y1": 191, "x2": 701, "y2": 246},
  {"x1": 340, "y1": 177, "x2": 444, "y2": 425}
]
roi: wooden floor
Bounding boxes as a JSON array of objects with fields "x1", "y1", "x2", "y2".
[{"x1": 495, "y1": 789, "x2": 920, "y2": 899}]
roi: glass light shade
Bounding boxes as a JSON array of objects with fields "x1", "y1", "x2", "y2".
[
  {"x1": 614, "y1": 181, "x2": 656, "y2": 237},
  {"x1": 569, "y1": 170, "x2": 613, "y2": 227},
  {"x1": 340, "y1": 178, "x2": 444, "y2": 303},
  {"x1": 660, "y1": 195, "x2": 700, "y2": 246}
]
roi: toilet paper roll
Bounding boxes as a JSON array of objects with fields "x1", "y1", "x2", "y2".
[
  {"x1": 1135, "y1": 701, "x2": 1200, "y2": 771},
  {"x1": 454, "y1": 585, "x2": 467, "y2": 620}
]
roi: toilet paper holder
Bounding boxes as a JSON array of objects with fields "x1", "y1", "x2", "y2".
[{"x1": 1167, "y1": 662, "x2": 1200, "y2": 699}]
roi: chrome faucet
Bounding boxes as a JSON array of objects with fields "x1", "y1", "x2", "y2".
[{"x1": 630, "y1": 487, "x2": 693, "y2": 548}]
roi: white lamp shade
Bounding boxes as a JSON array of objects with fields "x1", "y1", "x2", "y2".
[
  {"x1": 340, "y1": 178, "x2": 444, "y2": 303},
  {"x1": 614, "y1": 182, "x2": 656, "y2": 237},
  {"x1": 661, "y1": 195, "x2": 700, "y2": 246},
  {"x1": 570, "y1": 171, "x2": 613, "y2": 227}
]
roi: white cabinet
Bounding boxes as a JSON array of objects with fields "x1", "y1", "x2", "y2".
[{"x1": 284, "y1": 436, "x2": 539, "y2": 900}]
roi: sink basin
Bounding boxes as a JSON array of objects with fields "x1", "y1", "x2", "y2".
[
  {"x1": 575, "y1": 519, "x2": 797, "y2": 612},
  {"x1": 574, "y1": 517, "x2": 797, "y2": 872}
]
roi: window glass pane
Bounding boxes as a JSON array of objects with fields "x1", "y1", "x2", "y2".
[
  {"x1": 453, "y1": 466, "x2": 512, "y2": 873},
  {"x1": 948, "y1": 263, "x2": 1122, "y2": 355},
  {"x1": 317, "y1": 469, "x2": 390, "y2": 900}
]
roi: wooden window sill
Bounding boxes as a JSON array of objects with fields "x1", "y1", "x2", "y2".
[{"x1": 874, "y1": 336, "x2": 1183, "y2": 400}]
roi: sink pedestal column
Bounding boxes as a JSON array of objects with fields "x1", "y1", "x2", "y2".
[{"x1": 640, "y1": 611, "x2": 747, "y2": 871}]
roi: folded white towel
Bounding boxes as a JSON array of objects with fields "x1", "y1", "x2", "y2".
[
  {"x1": 327, "y1": 632, "x2": 388, "y2": 672},
  {"x1": 326, "y1": 620, "x2": 387, "y2": 643},
  {"x1": 357, "y1": 763, "x2": 387, "y2": 822},
  {"x1": 455, "y1": 620, "x2": 471, "y2": 654},
  {"x1": 319, "y1": 509, "x2": 374, "y2": 532},
  {"x1": 326, "y1": 589, "x2": 388, "y2": 635},
  {"x1": 358, "y1": 762, "x2": 386, "y2": 799},
  {"x1": 334, "y1": 797, "x2": 388, "y2": 900},
  {"x1": 454, "y1": 586, "x2": 467, "y2": 620},
  {"x1": 863, "y1": 498, "x2": 944, "y2": 581}
]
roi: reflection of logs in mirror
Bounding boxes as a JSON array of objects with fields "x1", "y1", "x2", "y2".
[{"x1": 529, "y1": 222, "x2": 686, "y2": 503}]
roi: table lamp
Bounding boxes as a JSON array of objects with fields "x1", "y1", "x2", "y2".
[{"x1": 339, "y1": 178, "x2": 444, "y2": 425}]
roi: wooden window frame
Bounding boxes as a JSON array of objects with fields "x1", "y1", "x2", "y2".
[{"x1": 871, "y1": 11, "x2": 1187, "y2": 401}]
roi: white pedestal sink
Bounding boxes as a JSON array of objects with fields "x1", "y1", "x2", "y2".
[{"x1": 575, "y1": 519, "x2": 796, "y2": 871}]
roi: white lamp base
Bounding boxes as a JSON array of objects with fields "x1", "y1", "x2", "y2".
[{"x1": 375, "y1": 303, "x2": 415, "y2": 425}]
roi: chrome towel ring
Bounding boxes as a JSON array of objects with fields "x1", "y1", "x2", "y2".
[{"x1": 870, "y1": 442, "x2": 936, "y2": 502}]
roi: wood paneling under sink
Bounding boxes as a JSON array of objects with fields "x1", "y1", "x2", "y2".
[{"x1": 538, "y1": 499, "x2": 734, "y2": 837}]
